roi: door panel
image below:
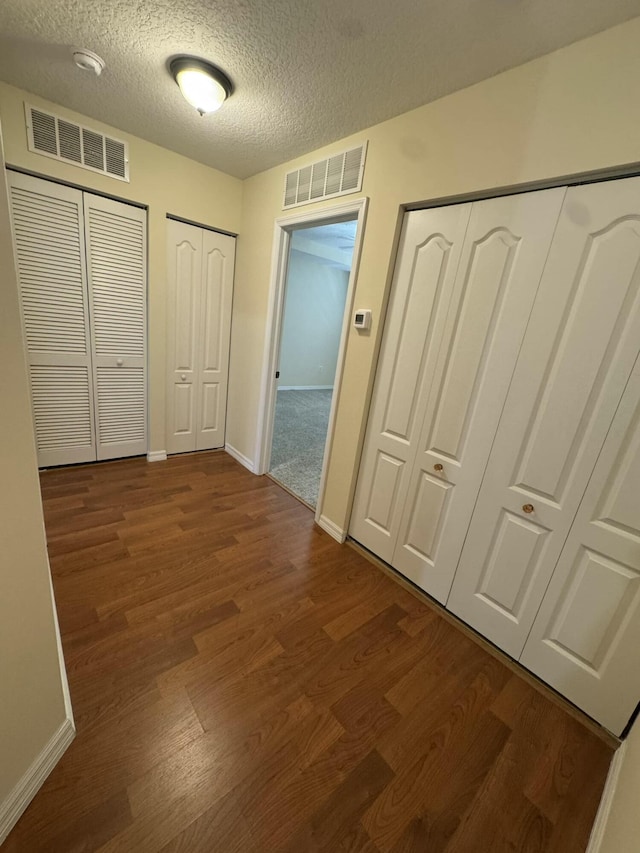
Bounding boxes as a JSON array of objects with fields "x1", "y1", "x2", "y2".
[
  {"x1": 521, "y1": 359, "x2": 640, "y2": 735},
  {"x1": 167, "y1": 220, "x2": 202, "y2": 454},
  {"x1": 476, "y1": 510, "x2": 549, "y2": 620},
  {"x1": 202, "y1": 249, "x2": 224, "y2": 370},
  {"x1": 94, "y1": 365, "x2": 146, "y2": 451},
  {"x1": 8, "y1": 171, "x2": 96, "y2": 466},
  {"x1": 84, "y1": 194, "x2": 147, "y2": 460},
  {"x1": 175, "y1": 243, "x2": 199, "y2": 371},
  {"x1": 381, "y1": 234, "x2": 459, "y2": 442},
  {"x1": 196, "y1": 230, "x2": 235, "y2": 450},
  {"x1": 29, "y1": 362, "x2": 94, "y2": 464},
  {"x1": 173, "y1": 383, "x2": 194, "y2": 436},
  {"x1": 349, "y1": 204, "x2": 472, "y2": 561},
  {"x1": 364, "y1": 452, "x2": 406, "y2": 536},
  {"x1": 514, "y1": 218, "x2": 640, "y2": 504},
  {"x1": 448, "y1": 177, "x2": 640, "y2": 657},
  {"x1": 393, "y1": 188, "x2": 566, "y2": 602},
  {"x1": 200, "y1": 383, "x2": 220, "y2": 434},
  {"x1": 404, "y1": 471, "x2": 452, "y2": 565},
  {"x1": 427, "y1": 227, "x2": 519, "y2": 461}
]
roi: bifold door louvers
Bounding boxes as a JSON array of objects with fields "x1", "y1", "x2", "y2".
[
  {"x1": 283, "y1": 143, "x2": 367, "y2": 209},
  {"x1": 25, "y1": 104, "x2": 129, "y2": 182}
]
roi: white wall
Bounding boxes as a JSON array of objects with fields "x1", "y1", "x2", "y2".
[
  {"x1": 278, "y1": 250, "x2": 349, "y2": 388},
  {"x1": 596, "y1": 721, "x2": 640, "y2": 853},
  {"x1": 0, "y1": 121, "x2": 73, "y2": 842}
]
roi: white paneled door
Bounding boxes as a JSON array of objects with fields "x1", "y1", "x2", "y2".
[
  {"x1": 9, "y1": 172, "x2": 96, "y2": 467},
  {"x1": 349, "y1": 203, "x2": 472, "y2": 563},
  {"x1": 84, "y1": 194, "x2": 147, "y2": 460},
  {"x1": 8, "y1": 171, "x2": 147, "y2": 467},
  {"x1": 350, "y1": 188, "x2": 566, "y2": 602},
  {"x1": 520, "y1": 358, "x2": 640, "y2": 735},
  {"x1": 166, "y1": 219, "x2": 235, "y2": 454},
  {"x1": 350, "y1": 175, "x2": 640, "y2": 732},
  {"x1": 166, "y1": 220, "x2": 199, "y2": 453},
  {"x1": 448, "y1": 177, "x2": 640, "y2": 658},
  {"x1": 197, "y1": 228, "x2": 234, "y2": 448},
  {"x1": 392, "y1": 189, "x2": 565, "y2": 603}
]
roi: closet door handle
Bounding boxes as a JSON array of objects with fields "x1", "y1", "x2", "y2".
[
  {"x1": 433, "y1": 463, "x2": 444, "y2": 472},
  {"x1": 181, "y1": 374, "x2": 186, "y2": 381},
  {"x1": 522, "y1": 503, "x2": 535, "y2": 514},
  {"x1": 116, "y1": 358, "x2": 124, "y2": 367}
]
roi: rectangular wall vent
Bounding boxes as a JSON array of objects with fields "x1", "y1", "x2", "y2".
[
  {"x1": 25, "y1": 103, "x2": 129, "y2": 182},
  {"x1": 283, "y1": 142, "x2": 367, "y2": 209}
]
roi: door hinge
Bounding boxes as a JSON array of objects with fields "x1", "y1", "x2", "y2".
[{"x1": 275, "y1": 371, "x2": 280, "y2": 378}]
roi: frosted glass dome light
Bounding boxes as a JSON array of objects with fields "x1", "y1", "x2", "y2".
[{"x1": 169, "y1": 57, "x2": 233, "y2": 116}]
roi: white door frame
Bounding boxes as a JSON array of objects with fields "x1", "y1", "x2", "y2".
[{"x1": 255, "y1": 196, "x2": 368, "y2": 524}]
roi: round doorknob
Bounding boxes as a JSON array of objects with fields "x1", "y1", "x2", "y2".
[
  {"x1": 181, "y1": 374, "x2": 186, "y2": 381},
  {"x1": 522, "y1": 503, "x2": 535, "y2": 514},
  {"x1": 116, "y1": 358, "x2": 123, "y2": 366},
  {"x1": 434, "y1": 463, "x2": 444, "y2": 472}
]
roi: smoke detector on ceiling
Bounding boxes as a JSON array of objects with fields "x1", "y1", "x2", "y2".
[{"x1": 73, "y1": 49, "x2": 105, "y2": 76}]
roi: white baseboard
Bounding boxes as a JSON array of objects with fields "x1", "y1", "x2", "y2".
[
  {"x1": 278, "y1": 385, "x2": 334, "y2": 391},
  {"x1": 316, "y1": 514, "x2": 347, "y2": 543},
  {"x1": 586, "y1": 740, "x2": 627, "y2": 853},
  {"x1": 225, "y1": 443, "x2": 256, "y2": 473},
  {"x1": 46, "y1": 562, "x2": 74, "y2": 726},
  {"x1": 0, "y1": 716, "x2": 75, "y2": 845},
  {"x1": 147, "y1": 450, "x2": 167, "y2": 462}
]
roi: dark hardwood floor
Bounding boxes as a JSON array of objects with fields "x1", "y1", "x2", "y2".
[{"x1": 4, "y1": 451, "x2": 612, "y2": 852}]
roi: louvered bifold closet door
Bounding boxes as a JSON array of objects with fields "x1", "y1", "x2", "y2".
[
  {"x1": 84, "y1": 194, "x2": 147, "y2": 460},
  {"x1": 8, "y1": 171, "x2": 96, "y2": 466}
]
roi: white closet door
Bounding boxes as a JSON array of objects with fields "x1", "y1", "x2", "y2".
[
  {"x1": 8, "y1": 171, "x2": 96, "y2": 467},
  {"x1": 349, "y1": 203, "x2": 472, "y2": 561},
  {"x1": 166, "y1": 219, "x2": 202, "y2": 454},
  {"x1": 392, "y1": 188, "x2": 565, "y2": 603},
  {"x1": 521, "y1": 359, "x2": 640, "y2": 735},
  {"x1": 448, "y1": 177, "x2": 640, "y2": 657},
  {"x1": 84, "y1": 193, "x2": 147, "y2": 460},
  {"x1": 196, "y1": 228, "x2": 235, "y2": 450}
]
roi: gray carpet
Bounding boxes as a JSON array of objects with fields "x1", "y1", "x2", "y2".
[{"x1": 269, "y1": 389, "x2": 333, "y2": 508}]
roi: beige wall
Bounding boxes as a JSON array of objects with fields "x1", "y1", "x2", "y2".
[
  {"x1": 0, "y1": 125, "x2": 69, "y2": 820},
  {"x1": 278, "y1": 251, "x2": 349, "y2": 388},
  {"x1": 228, "y1": 16, "x2": 640, "y2": 531},
  {"x1": 599, "y1": 721, "x2": 640, "y2": 852},
  {"x1": 0, "y1": 80, "x2": 243, "y2": 454},
  {"x1": 2, "y1": 17, "x2": 640, "y2": 841}
]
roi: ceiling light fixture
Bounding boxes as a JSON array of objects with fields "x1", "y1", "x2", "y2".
[{"x1": 169, "y1": 56, "x2": 233, "y2": 116}]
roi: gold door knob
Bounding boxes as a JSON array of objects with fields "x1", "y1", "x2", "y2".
[
  {"x1": 522, "y1": 503, "x2": 534, "y2": 514},
  {"x1": 434, "y1": 463, "x2": 444, "y2": 472}
]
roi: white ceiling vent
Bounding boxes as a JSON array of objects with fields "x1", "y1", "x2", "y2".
[
  {"x1": 25, "y1": 104, "x2": 129, "y2": 182},
  {"x1": 283, "y1": 142, "x2": 367, "y2": 209}
]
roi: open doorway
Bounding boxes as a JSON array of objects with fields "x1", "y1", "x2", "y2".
[
  {"x1": 256, "y1": 197, "x2": 367, "y2": 529},
  {"x1": 269, "y1": 221, "x2": 357, "y2": 507}
]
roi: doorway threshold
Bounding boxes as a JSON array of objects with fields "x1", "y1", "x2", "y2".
[{"x1": 265, "y1": 472, "x2": 315, "y2": 512}]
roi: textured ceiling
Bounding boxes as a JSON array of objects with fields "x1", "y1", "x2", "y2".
[{"x1": 0, "y1": 1, "x2": 639, "y2": 179}]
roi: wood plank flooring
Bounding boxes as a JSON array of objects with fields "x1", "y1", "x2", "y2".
[{"x1": 4, "y1": 451, "x2": 613, "y2": 852}]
